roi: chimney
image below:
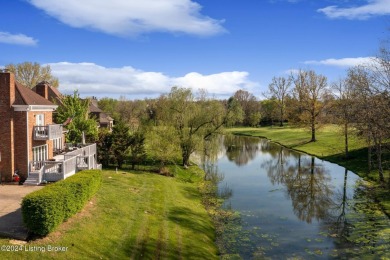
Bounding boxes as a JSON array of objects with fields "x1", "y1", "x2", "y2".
[
  {"x1": 91, "y1": 96, "x2": 99, "y2": 107},
  {"x1": 0, "y1": 71, "x2": 15, "y2": 181},
  {"x1": 34, "y1": 81, "x2": 49, "y2": 100},
  {"x1": 0, "y1": 71, "x2": 16, "y2": 108}
]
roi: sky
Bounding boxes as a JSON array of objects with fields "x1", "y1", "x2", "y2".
[{"x1": 0, "y1": 0, "x2": 389, "y2": 99}]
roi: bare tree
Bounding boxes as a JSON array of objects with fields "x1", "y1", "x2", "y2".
[
  {"x1": 5, "y1": 62, "x2": 59, "y2": 88},
  {"x1": 332, "y1": 77, "x2": 357, "y2": 158},
  {"x1": 348, "y1": 64, "x2": 388, "y2": 185},
  {"x1": 267, "y1": 75, "x2": 292, "y2": 127},
  {"x1": 292, "y1": 70, "x2": 329, "y2": 142}
]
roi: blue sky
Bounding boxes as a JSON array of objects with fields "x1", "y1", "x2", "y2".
[{"x1": 1, "y1": 0, "x2": 389, "y2": 99}]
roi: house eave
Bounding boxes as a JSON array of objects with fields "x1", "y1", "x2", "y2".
[{"x1": 12, "y1": 105, "x2": 58, "y2": 112}]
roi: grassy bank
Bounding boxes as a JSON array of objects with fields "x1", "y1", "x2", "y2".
[
  {"x1": 0, "y1": 168, "x2": 218, "y2": 259},
  {"x1": 227, "y1": 125, "x2": 390, "y2": 215}
]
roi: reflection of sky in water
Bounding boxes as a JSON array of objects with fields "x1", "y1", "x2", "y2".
[{"x1": 213, "y1": 136, "x2": 377, "y2": 258}]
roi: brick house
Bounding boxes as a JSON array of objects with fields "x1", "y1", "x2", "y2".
[
  {"x1": 0, "y1": 71, "x2": 98, "y2": 185},
  {"x1": 89, "y1": 97, "x2": 114, "y2": 131}
]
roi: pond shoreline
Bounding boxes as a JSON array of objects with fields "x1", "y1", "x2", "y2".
[
  {"x1": 203, "y1": 134, "x2": 389, "y2": 258},
  {"x1": 229, "y1": 129, "x2": 390, "y2": 217}
]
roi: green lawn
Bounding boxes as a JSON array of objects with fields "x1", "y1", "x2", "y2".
[
  {"x1": 227, "y1": 125, "x2": 390, "y2": 215},
  {"x1": 227, "y1": 125, "x2": 366, "y2": 157},
  {"x1": 0, "y1": 168, "x2": 218, "y2": 259}
]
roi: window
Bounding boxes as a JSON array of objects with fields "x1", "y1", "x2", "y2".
[
  {"x1": 36, "y1": 114, "x2": 45, "y2": 126},
  {"x1": 32, "y1": 144, "x2": 48, "y2": 161},
  {"x1": 53, "y1": 137, "x2": 63, "y2": 153}
]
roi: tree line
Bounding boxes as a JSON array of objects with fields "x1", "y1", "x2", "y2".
[
  {"x1": 95, "y1": 48, "x2": 389, "y2": 185},
  {"x1": 5, "y1": 42, "x2": 389, "y2": 185}
]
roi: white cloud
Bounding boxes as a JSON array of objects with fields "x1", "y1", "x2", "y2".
[
  {"x1": 28, "y1": 0, "x2": 225, "y2": 36},
  {"x1": 0, "y1": 32, "x2": 38, "y2": 46},
  {"x1": 304, "y1": 57, "x2": 375, "y2": 67},
  {"x1": 48, "y1": 62, "x2": 257, "y2": 98},
  {"x1": 284, "y1": 69, "x2": 301, "y2": 75},
  {"x1": 318, "y1": 0, "x2": 390, "y2": 20}
]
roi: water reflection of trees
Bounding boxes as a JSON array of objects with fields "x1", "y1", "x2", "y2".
[
  {"x1": 262, "y1": 146, "x2": 334, "y2": 223},
  {"x1": 325, "y1": 169, "x2": 352, "y2": 238},
  {"x1": 223, "y1": 135, "x2": 260, "y2": 166},
  {"x1": 323, "y1": 171, "x2": 390, "y2": 257},
  {"x1": 202, "y1": 150, "x2": 233, "y2": 202}
]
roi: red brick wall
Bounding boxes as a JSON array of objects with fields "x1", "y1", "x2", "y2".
[
  {"x1": 29, "y1": 111, "x2": 54, "y2": 159},
  {"x1": 13, "y1": 111, "x2": 28, "y2": 179},
  {"x1": 13, "y1": 110, "x2": 55, "y2": 180},
  {"x1": 0, "y1": 72, "x2": 56, "y2": 181},
  {"x1": 0, "y1": 73, "x2": 15, "y2": 181},
  {"x1": 35, "y1": 84, "x2": 49, "y2": 99}
]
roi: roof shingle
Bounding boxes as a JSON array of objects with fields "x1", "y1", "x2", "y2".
[{"x1": 14, "y1": 82, "x2": 55, "y2": 106}]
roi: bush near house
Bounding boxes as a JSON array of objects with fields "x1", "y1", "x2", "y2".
[{"x1": 21, "y1": 170, "x2": 102, "y2": 236}]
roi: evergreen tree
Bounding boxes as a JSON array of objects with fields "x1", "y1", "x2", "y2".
[{"x1": 111, "y1": 120, "x2": 132, "y2": 168}]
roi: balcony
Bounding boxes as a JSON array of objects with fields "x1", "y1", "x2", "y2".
[
  {"x1": 26, "y1": 143, "x2": 99, "y2": 184},
  {"x1": 33, "y1": 124, "x2": 63, "y2": 140}
]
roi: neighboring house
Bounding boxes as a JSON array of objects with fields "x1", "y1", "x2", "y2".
[
  {"x1": 33, "y1": 80, "x2": 63, "y2": 105},
  {"x1": 89, "y1": 97, "x2": 114, "y2": 131},
  {"x1": 0, "y1": 71, "x2": 99, "y2": 185},
  {"x1": 30, "y1": 87, "x2": 114, "y2": 131}
]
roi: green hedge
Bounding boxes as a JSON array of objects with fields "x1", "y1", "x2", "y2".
[{"x1": 21, "y1": 170, "x2": 102, "y2": 236}]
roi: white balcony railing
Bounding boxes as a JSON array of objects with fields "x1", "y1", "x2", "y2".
[
  {"x1": 33, "y1": 124, "x2": 63, "y2": 140},
  {"x1": 27, "y1": 143, "x2": 97, "y2": 183}
]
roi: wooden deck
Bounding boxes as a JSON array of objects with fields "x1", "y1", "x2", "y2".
[{"x1": 25, "y1": 143, "x2": 99, "y2": 185}]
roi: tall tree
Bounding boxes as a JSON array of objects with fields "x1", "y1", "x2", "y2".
[
  {"x1": 332, "y1": 77, "x2": 357, "y2": 159},
  {"x1": 5, "y1": 62, "x2": 59, "y2": 88},
  {"x1": 347, "y1": 66, "x2": 375, "y2": 172},
  {"x1": 260, "y1": 98, "x2": 278, "y2": 126},
  {"x1": 96, "y1": 128, "x2": 113, "y2": 168},
  {"x1": 157, "y1": 87, "x2": 243, "y2": 166},
  {"x1": 111, "y1": 120, "x2": 132, "y2": 169},
  {"x1": 348, "y1": 47, "x2": 390, "y2": 185},
  {"x1": 54, "y1": 90, "x2": 98, "y2": 143},
  {"x1": 233, "y1": 89, "x2": 260, "y2": 126},
  {"x1": 267, "y1": 75, "x2": 292, "y2": 126},
  {"x1": 116, "y1": 96, "x2": 149, "y2": 129},
  {"x1": 292, "y1": 70, "x2": 329, "y2": 142},
  {"x1": 98, "y1": 97, "x2": 119, "y2": 121},
  {"x1": 128, "y1": 131, "x2": 147, "y2": 170}
]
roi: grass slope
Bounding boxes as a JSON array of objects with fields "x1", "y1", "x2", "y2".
[{"x1": 0, "y1": 168, "x2": 218, "y2": 259}]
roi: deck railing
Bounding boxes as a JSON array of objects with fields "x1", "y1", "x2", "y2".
[
  {"x1": 33, "y1": 124, "x2": 63, "y2": 140},
  {"x1": 28, "y1": 143, "x2": 97, "y2": 183},
  {"x1": 29, "y1": 161, "x2": 44, "y2": 183}
]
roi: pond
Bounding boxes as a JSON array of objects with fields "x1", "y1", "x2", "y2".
[{"x1": 200, "y1": 135, "x2": 389, "y2": 259}]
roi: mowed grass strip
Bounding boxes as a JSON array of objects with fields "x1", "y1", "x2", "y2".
[
  {"x1": 227, "y1": 125, "x2": 366, "y2": 157},
  {"x1": 0, "y1": 169, "x2": 218, "y2": 259}
]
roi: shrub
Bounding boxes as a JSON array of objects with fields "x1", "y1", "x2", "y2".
[{"x1": 21, "y1": 170, "x2": 102, "y2": 236}]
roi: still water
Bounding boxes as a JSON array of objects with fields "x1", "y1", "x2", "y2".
[{"x1": 201, "y1": 135, "x2": 389, "y2": 259}]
